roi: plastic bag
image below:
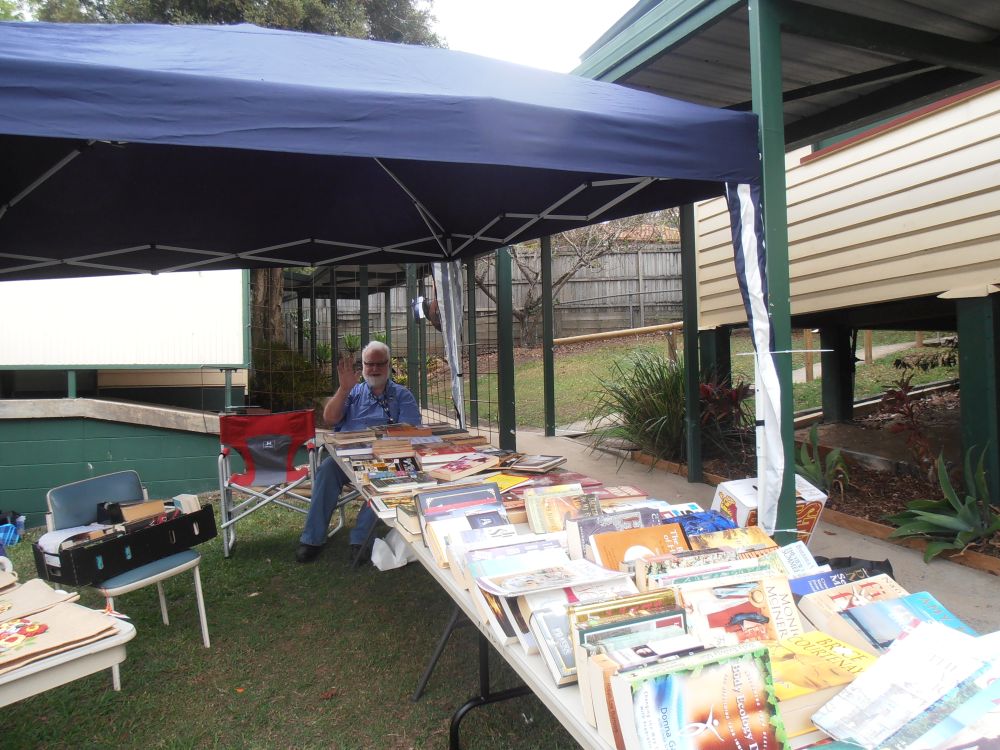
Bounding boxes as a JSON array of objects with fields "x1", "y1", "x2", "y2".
[{"x1": 370, "y1": 529, "x2": 417, "y2": 571}]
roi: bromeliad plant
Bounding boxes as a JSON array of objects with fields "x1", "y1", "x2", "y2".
[
  {"x1": 341, "y1": 333, "x2": 361, "y2": 357},
  {"x1": 883, "y1": 449, "x2": 1000, "y2": 562},
  {"x1": 796, "y1": 423, "x2": 850, "y2": 498}
]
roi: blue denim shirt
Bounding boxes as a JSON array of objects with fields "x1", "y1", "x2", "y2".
[{"x1": 335, "y1": 380, "x2": 421, "y2": 432}]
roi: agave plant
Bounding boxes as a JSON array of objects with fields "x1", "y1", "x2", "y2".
[
  {"x1": 796, "y1": 423, "x2": 850, "y2": 497},
  {"x1": 341, "y1": 333, "x2": 361, "y2": 355},
  {"x1": 883, "y1": 449, "x2": 1000, "y2": 562}
]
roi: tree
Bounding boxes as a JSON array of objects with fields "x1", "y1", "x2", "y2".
[
  {"x1": 1, "y1": 0, "x2": 24, "y2": 19},
  {"x1": 474, "y1": 209, "x2": 679, "y2": 347},
  {"x1": 28, "y1": 0, "x2": 442, "y2": 348}
]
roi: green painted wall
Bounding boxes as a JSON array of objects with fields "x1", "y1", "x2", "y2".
[{"x1": 0, "y1": 419, "x2": 220, "y2": 528}]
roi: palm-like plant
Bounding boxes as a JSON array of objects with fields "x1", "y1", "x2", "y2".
[{"x1": 589, "y1": 349, "x2": 687, "y2": 462}]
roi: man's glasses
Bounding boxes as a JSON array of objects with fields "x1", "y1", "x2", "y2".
[{"x1": 363, "y1": 360, "x2": 389, "y2": 368}]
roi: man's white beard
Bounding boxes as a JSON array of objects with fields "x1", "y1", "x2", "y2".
[{"x1": 364, "y1": 373, "x2": 389, "y2": 392}]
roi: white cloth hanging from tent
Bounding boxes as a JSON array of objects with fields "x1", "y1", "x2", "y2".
[
  {"x1": 724, "y1": 182, "x2": 783, "y2": 534},
  {"x1": 432, "y1": 261, "x2": 467, "y2": 429}
]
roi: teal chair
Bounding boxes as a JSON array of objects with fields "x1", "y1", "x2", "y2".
[{"x1": 46, "y1": 471, "x2": 210, "y2": 687}]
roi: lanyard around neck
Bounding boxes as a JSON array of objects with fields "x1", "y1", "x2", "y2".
[{"x1": 367, "y1": 383, "x2": 394, "y2": 424}]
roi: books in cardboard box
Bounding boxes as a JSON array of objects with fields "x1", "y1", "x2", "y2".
[
  {"x1": 590, "y1": 520, "x2": 690, "y2": 574},
  {"x1": 565, "y1": 507, "x2": 661, "y2": 561},
  {"x1": 427, "y1": 453, "x2": 500, "y2": 481}
]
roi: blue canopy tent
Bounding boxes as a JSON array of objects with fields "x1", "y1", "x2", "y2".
[{"x1": 0, "y1": 22, "x2": 782, "y2": 530}]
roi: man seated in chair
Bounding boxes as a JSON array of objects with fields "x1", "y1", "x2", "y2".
[{"x1": 297, "y1": 341, "x2": 421, "y2": 564}]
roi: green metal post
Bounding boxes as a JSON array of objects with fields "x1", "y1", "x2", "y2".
[
  {"x1": 496, "y1": 247, "x2": 517, "y2": 450},
  {"x1": 66, "y1": 370, "x2": 77, "y2": 399},
  {"x1": 699, "y1": 328, "x2": 732, "y2": 383},
  {"x1": 418, "y1": 274, "x2": 428, "y2": 408},
  {"x1": 541, "y1": 235, "x2": 556, "y2": 436},
  {"x1": 680, "y1": 204, "x2": 702, "y2": 482},
  {"x1": 223, "y1": 368, "x2": 233, "y2": 412},
  {"x1": 406, "y1": 266, "x2": 419, "y2": 406},
  {"x1": 309, "y1": 273, "x2": 317, "y2": 363},
  {"x1": 957, "y1": 296, "x2": 1000, "y2": 501},
  {"x1": 296, "y1": 295, "x2": 304, "y2": 356},
  {"x1": 820, "y1": 326, "x2": 855, "y2": 422},
  {"x1": 749, "y1": 0, "x2": 797, "y2": 544},
  {"x1": 467, "y1": 259, "x2": 479, "y2": 427},
  {"x1": 330, "y1": 274, "x2": 339, "y2": 392},
  {"x1": 360, "y1": 266, "x2": 370, "y2": 350},
  {"x1": 383, "y1": 288, "x2": 392, "y2": 352}
]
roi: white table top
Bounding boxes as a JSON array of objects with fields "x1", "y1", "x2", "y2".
[{"x1": 0, "y1": 618, "x2": 136, "y2": 707}]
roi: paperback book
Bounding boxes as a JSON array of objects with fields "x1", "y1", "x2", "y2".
[
  {"x1": 590, "y1": 520, "x2": 690, "y2": 573},
  {"x1": 840, "y1": 590, "x2": 977, "y2": 652},
  {"x1": 565, "y1": 507, "x2": 662, "y2": 562},
  {"x1": 427, "y1": 453, "x2": 500, "y2": 481},
  {"x1": 505, "y1": 454, "x2": 567, "y2": 473},
  {"x1": 612, "y1": 645, "x2": 783, "y2": 750}
]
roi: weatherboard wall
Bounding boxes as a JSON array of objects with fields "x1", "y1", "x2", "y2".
[{"x1": 695, "y1": 84, "x2": 1000, "y2": 329}]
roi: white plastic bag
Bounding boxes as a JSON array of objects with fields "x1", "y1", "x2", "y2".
[{"x1": 370, "y1": 529, "x2": 417, "y2": 571}]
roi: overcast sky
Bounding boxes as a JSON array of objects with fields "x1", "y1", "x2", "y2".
[{"x1": 431, "y1": 0, "x2": 636, "y2": 73}]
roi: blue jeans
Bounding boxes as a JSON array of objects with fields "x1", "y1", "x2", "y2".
[{"x1": 299, "y1": 456, "x2": 377, "y2": 547}]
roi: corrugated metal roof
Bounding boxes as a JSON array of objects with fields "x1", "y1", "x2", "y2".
[{"x1": 578, "y1": 0, "x2": 1000, "y2": 148}]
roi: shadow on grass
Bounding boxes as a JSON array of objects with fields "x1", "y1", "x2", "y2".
[{"x1": 4, "y1": 499, "x2": 579, "y2": 749}]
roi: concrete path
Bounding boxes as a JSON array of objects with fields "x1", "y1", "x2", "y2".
[{"x1": 514, "y1": 428, "x2": 1000, "y2": 634}]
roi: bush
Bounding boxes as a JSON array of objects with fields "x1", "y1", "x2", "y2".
[{"x1": 590, "y1": 349, "x2": 687, "y2": 461}]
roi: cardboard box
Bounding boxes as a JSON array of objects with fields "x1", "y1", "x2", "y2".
[
  {"x1": 33, "y1": 505, "x2": 217, "y2": 586},
  {"x1": 710, "y1": 475, "x2": 827, "y2": 545}
]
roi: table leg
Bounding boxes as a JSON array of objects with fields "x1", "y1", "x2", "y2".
[
  {"x1": 448, "y1": 632, "x2": 531, "y2": 750},
  {"x1": 412, "y1": 603, "x2": 471, "y2": 702}
]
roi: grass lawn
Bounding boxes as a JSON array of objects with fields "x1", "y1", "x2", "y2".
[
  {"x1": 3, "y1": 502, "x2": 581, "y2": 750},
  {"x1": 456, "y1": 331, "x2": 956, "y2": 428}
]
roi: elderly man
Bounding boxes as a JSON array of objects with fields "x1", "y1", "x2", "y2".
[{"x1": 297, "y1": 340, "x2": 421, "y2": 563}]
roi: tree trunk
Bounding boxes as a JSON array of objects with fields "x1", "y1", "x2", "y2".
[{"x1": 251, "y1": 268, "x2": 285, "y2": 345}]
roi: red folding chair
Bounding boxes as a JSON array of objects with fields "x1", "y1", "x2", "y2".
[{"x1": 217, "y1": 409, "x2": 337, "y2": 557}]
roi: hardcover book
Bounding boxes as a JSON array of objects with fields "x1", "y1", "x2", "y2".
[
  {"x1": 415, "y1": 482, "x2": 503, "y2": 538},
  {"x1": 588, "y1": 485, "x2": 648, "y2": 506}
]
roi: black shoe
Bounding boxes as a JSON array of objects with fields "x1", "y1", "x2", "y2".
[
  {"x1": 296, "y1": 543, "x2": 324, "y2": 563},
  {"x1": 348, "y1": 544, "x2": 371, "y2": 566}
]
